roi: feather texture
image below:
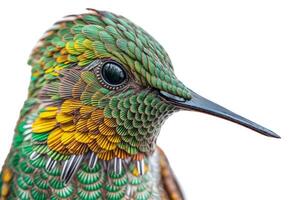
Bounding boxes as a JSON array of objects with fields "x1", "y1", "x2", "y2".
[{"x1": 1, "y1": 9, "x2": 186, "y2": 200}]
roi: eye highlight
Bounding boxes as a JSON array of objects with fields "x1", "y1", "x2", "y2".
[{"x1": 96, "y1": 61, "x2": 128, "y2": 90}]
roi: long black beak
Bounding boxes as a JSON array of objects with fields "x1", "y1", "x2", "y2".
[{"x1": 159, "y1": 90, "x2": 280, "y2": 138}]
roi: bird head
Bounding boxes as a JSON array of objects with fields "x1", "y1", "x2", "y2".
[{"x1": 28, "y1": 9, "x2": 279, "y2": 180}]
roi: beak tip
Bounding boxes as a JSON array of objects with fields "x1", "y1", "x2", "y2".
[
  {"x1": 262, "y1": 128, "x2": 281, "y2": 139},
  {"x1": 252, "y1": 126, "x2": 280, "y2": 139},
  {"x1": 269, "y1": 132, "x2": 281, "y2": 139}
]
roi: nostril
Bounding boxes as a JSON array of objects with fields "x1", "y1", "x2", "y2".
[{"x1": 159, "y1": 90, "x2": 186, "y2": 102}]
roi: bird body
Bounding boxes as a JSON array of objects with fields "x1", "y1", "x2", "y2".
[{"x1": 0, "y1": 9, "x2": 278, "y2": 200}]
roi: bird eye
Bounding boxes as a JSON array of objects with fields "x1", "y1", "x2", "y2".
[{"x1": 96, "y1": 61, "x2": 128, "y2": 90}]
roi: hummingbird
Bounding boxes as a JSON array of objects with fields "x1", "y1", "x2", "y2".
[{"x1": 0, "y1": 9, "x2": 280, "y2": 200}]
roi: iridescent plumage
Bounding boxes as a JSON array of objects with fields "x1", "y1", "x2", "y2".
[
  {"x1": 0, "y1": 9, "x2": 278, "y2": 200},
  {"x1": 0, "y1": 9, "x2": 186, "y2": 200}
]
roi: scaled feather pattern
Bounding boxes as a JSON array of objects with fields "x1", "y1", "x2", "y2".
[{"x1": 0, "y1": 9, "x2": 185, "y2": 200}]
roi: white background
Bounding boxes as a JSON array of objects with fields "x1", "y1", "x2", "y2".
[{"x1": 0, "y1": 0, "x2": 300, "y2": 199}]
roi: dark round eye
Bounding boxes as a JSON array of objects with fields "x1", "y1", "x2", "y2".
[{"x1": 97, "y1": 61, "x2": 127, "y2": 89}]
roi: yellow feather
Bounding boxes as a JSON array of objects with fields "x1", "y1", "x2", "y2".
[
  {"x1": 98, "y1": 123, "x2": 115, "y2": 136},
  {"x1": 104, "y1": 117, "x2": 118, "y2": 128},
  {"x1": 80, "y1": 105, "x2": 95, "y2": 115},
  {"x1": 60, "y1": 122, "x2": 76, "y2": 132},
  {"x1": 96, "y1": 135, "x2": 117, "y2": 150},
  {"x1": 76, "y1": 119, "x2": 88, "y2": 132},
  {"x1": 56, "y1": 112, "x2": 74, "y2": 123},
  {"x1": 114, "y1": 148, "x2": 129, "y2": 159},
  {"x1": 107, "y1": 134, "x2": 122, "y2": 143},
  {"x1": 98, "y1": 151, "x2": 114, "y2": 160},
  {"x1": 66, "y1": 140, "x2": 88, "y2": 154},
  {"x1": 61, "y1": 131, "x2": 74, "y2": 145},
  {"x1": 61, "y1": 100, "x2": 82, "y2": 113},
  {"x1": 32, "y1": 118, "x2": 57, "y2": 133},
  {"x1": 48, "y1": 129, "x2": 65, "y2": 152},
  {"x1": 91, "y1": 110, "x2": 104, "y2": 122},
  {"x1": 39, "y1": 108, "x2": 58, "y2": 119},
  {"x1": 75, "y1": 132, "x2": 92, "y2": 144}
]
